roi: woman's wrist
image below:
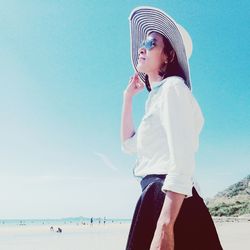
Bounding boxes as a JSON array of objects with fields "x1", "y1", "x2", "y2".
[
  {"x1": 157, "y1": 219, "x2": 174, "y2": 230},
  {"x1": 123, "y1": 91, "x2": 133, "y2": 100}
]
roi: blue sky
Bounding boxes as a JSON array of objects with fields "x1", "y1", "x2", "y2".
[{"x1": 0, "y1": 0, "x2": 249, "y2": 219}]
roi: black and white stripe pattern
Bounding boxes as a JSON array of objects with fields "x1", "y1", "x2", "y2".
[{"x1": 128, "y1": 6, "x2": 192, "y2": 91}]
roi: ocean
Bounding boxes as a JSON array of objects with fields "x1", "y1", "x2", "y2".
[{"x1": 0, "y1": 217, "x2": 131, "y2": 226}]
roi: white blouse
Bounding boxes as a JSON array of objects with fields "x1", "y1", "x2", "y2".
[{"x1": 121, "y1": 76, "x2": 205, "y2": 198}]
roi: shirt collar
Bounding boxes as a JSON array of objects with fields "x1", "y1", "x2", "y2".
[{"x1": 151, "y1": 77, "x2": 167, "y2": 91}]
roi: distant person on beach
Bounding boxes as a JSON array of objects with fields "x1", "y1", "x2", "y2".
[
  {"x1": 50, "y1": 226, "x2": 54, "y2": 231},
  {"x1": 121, "y1": 6, "x2": 223, "y2": 250},
  {"x1": 56, "y1": 227, "x2": 62, "y2": 233},
  {"x1": 90, "y1": 217, "x2": 93, "y2": 226}
]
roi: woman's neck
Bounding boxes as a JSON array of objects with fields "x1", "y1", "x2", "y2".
[{"x1": 148, "y1": 73, "x2": 163, "y2": 87}]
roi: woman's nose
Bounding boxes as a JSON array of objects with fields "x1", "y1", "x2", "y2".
[{"x1": 138, "y1": 47, "x2": 146, "y2": 58}]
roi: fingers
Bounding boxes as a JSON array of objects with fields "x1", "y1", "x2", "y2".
[
  {"x1": 130, "y1": 72, "x2": 138, "y2": 79},
  {"x1": 129, "y1": 72, "x2": 139, "y2": 82},
  {"x1": 135, "y1": 80, "x2": 143, "y2": 89},
  {"x1": 129, "y1": 72, "x2": 144, "y2": 89}
]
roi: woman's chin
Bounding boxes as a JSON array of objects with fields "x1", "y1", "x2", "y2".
[{"x1": 136, "y1": 65, "x2": 147, "y2": 74}]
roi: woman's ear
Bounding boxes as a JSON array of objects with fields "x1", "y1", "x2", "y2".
[{"x1": 169, "y1": 50, "x2": 176, "y2": 63}]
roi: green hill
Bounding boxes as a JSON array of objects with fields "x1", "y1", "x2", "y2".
[{"x1": 206, "y1": 175, "x2": 250, "y2": 217}]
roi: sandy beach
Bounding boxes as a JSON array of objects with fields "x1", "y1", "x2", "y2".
[{"x1": 0, "y1": 220, "x2": 249, "y2": 250}]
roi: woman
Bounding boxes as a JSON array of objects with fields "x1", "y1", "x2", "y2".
[{"x1": 121, "y1": 6, "x2": 223, "y2": 250}]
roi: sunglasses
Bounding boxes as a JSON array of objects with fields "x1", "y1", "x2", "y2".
[{"x1": 140, "y1": 38, "x2": 157, "y2": 50}]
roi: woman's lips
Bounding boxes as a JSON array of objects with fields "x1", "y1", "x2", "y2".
[{"x1": 138, "y1": 57, "x2": 146, "y2": 61}]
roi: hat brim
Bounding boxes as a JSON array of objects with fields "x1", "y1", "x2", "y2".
[{"x1": 128, "y1": 6, "x2": 192, "y2": 91}]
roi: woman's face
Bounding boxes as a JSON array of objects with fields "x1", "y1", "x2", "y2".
[{"x1": 136, "y1": 32, "x2": 167, "y2": 76}]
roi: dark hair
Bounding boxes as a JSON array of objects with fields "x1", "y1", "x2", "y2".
[{"x1": 145, "y1": 33, "x2": 186, "y2": 92}]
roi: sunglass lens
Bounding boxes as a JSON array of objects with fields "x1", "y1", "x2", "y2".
[{"x1": 140, "y1": 39, "x2": 155, "y2": 50}]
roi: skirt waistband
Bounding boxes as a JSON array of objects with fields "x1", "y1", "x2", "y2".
[{"x1": 140, "y1": 174, "x2": 167, "y2": 191}]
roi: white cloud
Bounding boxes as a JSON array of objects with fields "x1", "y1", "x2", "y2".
[{"x1": 93, "y1": 151, "x2": 118, "y2": 171}]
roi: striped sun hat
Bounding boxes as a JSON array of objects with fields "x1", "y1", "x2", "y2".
[{"x1": 128, "y1": 6, "x2": 193, "y2": 90}]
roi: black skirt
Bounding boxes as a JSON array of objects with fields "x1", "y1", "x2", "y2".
[{"x1": 125, "y1": 174, "x2": 223, "y2": 250}]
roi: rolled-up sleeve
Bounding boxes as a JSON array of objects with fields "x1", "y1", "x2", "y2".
[
  {"x1": 121, "y1": 131, "x2": 137, "y2": 155},
  {"x1": 160, "y1": 80, "x2": 199, "y2": 197}
]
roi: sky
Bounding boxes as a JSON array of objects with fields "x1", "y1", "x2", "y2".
[{"x1": 0, "y1": 0, "x2": 249, "y2": 219}]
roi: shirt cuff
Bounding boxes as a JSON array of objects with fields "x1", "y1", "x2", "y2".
[
  {"x1": 161, "y1": 173, "x2": 193, "y2": 198},
  {"x1": 121, "y1": 132, "x2": 137, "y2": 155}
]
